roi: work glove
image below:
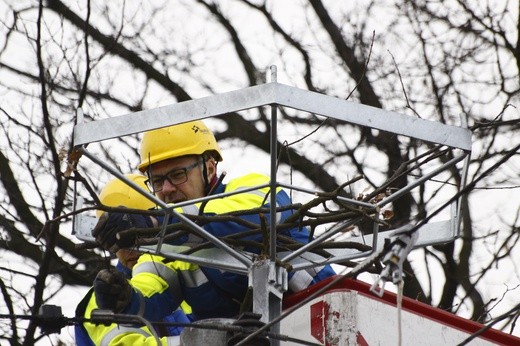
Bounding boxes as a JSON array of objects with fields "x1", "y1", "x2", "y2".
[
  {"x1": 92, "y1": 209, "x2": 153, "y2": 252},
  {"x1": 162, "y1": 308, "x2": 193, "y2": 336},
  {"x1": 94, "y1": 269, "x2": 133, "y2": 313}
]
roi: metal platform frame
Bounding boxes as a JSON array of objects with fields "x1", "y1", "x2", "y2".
[{"x1": 73, "y1": 67, "x2": 471, "y2": 343}]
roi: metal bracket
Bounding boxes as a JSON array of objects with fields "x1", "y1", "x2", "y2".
[{"x1": 370, "y1": 225, "x2": 419, "y2": 297}]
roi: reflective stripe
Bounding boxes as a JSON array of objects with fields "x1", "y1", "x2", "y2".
[
  {"x1": 136, "y1": 290, "x2": 145, "y2": 317},
  {"x1": 241, "y1": 189, "x2": 268, "y2": 199},
  {"x1": 100, "y1": 325, "x2": 150, "y2": 346},
  {"x1": 233, "y1": 188, "x2": 284, "y2": 223},
  {"x1": 306, "y1": 265, "x2": 325, "y2": 278},
  {"x1": 175, "y1": 204, "x2": 203, "y2": 244},
  {"x1": 179, "y1": 204, "x2": 199, "y2": 215},
  {"x1": 278, "y1": 251, "x2": 328, "y2": 292},
  {"x1": 275, "y1": 200, "x2": 282, "y2": 224},
  {"x1": 133, "y1": 261, "x2": 184, "y2": 307},
  {"x1": 288, "y1": 270, "x2": 314, "y2": 292},
  {"x1": 166, "y1": 335, "x2": 181, "y2": 346},
  {"x1": 180, "y1": 268, "x2": 209, "y2": 288}
]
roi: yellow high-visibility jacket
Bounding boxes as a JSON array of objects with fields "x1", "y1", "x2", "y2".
[
  {"x1": 157, "y1": 173, "x2": 336, "y2": 319},
  {"x1": 75, "y1": 254, "x2": 193, "y2": 346}
]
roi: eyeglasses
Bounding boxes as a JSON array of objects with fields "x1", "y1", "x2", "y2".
[{"x1": 145, "y1": 160, "x2": 202, "y2": 192}]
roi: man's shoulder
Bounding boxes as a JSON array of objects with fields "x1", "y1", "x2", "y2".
[{"x1": 226, "y1": 172, "x2": 270, "y2": 188}]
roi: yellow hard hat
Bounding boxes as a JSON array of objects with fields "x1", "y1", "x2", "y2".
[
  {"x1": 97, "y1": 174, "x2": 155, "y2": 217},
  {"x1": 138, "y1": 120, "x2": 222, "y2": 172}
]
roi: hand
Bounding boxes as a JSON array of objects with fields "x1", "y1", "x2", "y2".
[
  {"x1": 94, "y1": 269, "x2": 132, "y2": 313},
  {"x1": 92, "y1": 209, "x2": 153, "y2": 252}
]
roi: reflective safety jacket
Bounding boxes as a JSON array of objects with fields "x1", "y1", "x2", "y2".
[
  {"x1": 74, "y1": 255, "x2": 193, "y2": 346},
  {"x1": 158, "y1": 173, "x2": 336, "y2": 318}
]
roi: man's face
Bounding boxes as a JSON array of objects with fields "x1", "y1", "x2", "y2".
[
  {"x1": 116, "y1": 249, "x2": 140, "y2": 269},
  {"x1": 148, "y1": 155, "x2": 216, "y2": 203}
]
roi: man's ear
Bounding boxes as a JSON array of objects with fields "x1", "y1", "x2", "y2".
[{"x1": 205, "y1": 158, "x2": 217, "y2": 179}]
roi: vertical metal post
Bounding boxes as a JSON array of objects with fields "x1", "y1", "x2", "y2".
[
  {"x1": 269, "y1": 65, "x2": 278, "y2": 262},
  {"x1": 71, "y1": 108, "x2": 84, "y2": 238},
  {"x1": 268, "y1": 65, "x2": 283, "y2": 346}
]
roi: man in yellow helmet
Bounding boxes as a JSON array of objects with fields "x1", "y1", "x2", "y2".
[
  {"x1": 76, "y1": 174, "x2": 193, "y2": 345},
  {"x1": 93, "y1": 120, "x2": 336, "y2": 320}
]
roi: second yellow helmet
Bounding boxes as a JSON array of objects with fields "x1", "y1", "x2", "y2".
[{"x1": 97, "y1": 174, "x2": 155, "y2": 217}]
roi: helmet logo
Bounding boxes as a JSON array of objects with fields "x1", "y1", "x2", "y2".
[{"x1": 192, "y1": 125, "x2": 209, "y2": 134}]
